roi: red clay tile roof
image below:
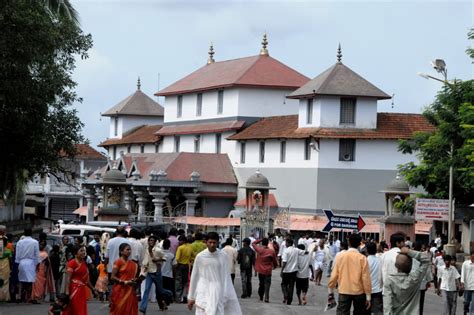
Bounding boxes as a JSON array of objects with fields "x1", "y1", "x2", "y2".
[
  {"x1": 228, "y1": 113, "x2": 435, "y2": 140},
  {"x1": 101, "y1": 153, "x2": 237, "y2": 185},
  {"x1": 102, "y1": 90, "x2": 164, "y2": 117},
  {"x1": 156, "y1": 120, "x2": 245, "y2": 136},
  {"x1": 167, "y1": 153, "x2": 237, "y2": 184},
  {"x1": 99, "y1": 125, "x2": 162, "y2": 147},
  {"x1": 74, "y1": 144, "x2": 106, "y2": 160},
  {"x1": 156, "y1": 55, "x2": 309, "y2": 96},
  {"x1": 234, "y1": 193, "x2": 278, "y2": 208},
  {"x1": 288, "y1": 63, "x2": 391, "y2": 100}
]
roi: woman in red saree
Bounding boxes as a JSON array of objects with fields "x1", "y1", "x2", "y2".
[
  {"x1": 62, "y1": 245, "x2": 96, "y2": 315},
  {"x1": 31, "y1": 241, "x2": 55, "y2": 303},
  {"x1": 109, "y1": 243, "x2": 138, "y2": 315}
]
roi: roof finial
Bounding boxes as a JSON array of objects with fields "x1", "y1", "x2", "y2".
[
  {"x1": 137, "y1": 76, "x2": 141, "y2": 90},
  {"x1": 207, "y1": 42, "x2": 215, "y2": 64},
  {"x1": 337, "y1": 43, "x2": 342, "y2": 63},
  {"x1": 260, "y1": 33, "x2": 269, "y2": 56}
]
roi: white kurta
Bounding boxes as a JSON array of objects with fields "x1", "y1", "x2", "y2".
[
  {"x1": 15, "y1": 236, "x2": 39, "y2": 282},
  {"x1": 189, "y1": 248, "x2": 242, "y2": 315}
]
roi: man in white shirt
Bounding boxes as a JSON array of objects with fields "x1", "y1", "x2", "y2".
[
  {"x1": 437, "y1": 254, "x2": 461, "y2": 315},
  {"x1": 15, "y1": 228, "x2": 39, "y2": 303},
  {"x1": 188, "y1": 232, "x2": 241, "y2": 315},
  {"x1": 381, "y1": 232, "x2": 406, "y2": 286},
  {"x1": 296, "y1": 244, "x2": 313, "y2": 305},
  {"x1": 435, "y1": 234, "x2": 443, "y2": 249},
  {"x1": 128, "y1": 228, "x2": 144, "y2": 264},
  {"x1": 222, "y1": 238, "x2": 238, "y2": 284},
  {"x1": 366, "y1": 242, "x2": 383, "y2": 315},
  {"x1": 105, "y1": 227, "x2": 131, "y2": 273},
  {"x1": 461, "y1": 249, "x2": 474, "y2": 315},
  {"x1": 280, "y1": 238, "x2": 301, "y2": 305}
]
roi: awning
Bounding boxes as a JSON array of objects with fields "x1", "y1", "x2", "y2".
[
  {"x1": 156, "y1": 120, "x2": 245, "y2": 136},
  {"x1": 174, "y1": 216, "x2": 241, "y2": 227},
  {"x1": 73, "y1": 206, "x2": 99, "y2": 217}
]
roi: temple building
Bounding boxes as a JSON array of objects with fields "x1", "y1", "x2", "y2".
[{"x1": 89, "y1": 35, "x2": 433, "y2": 230}]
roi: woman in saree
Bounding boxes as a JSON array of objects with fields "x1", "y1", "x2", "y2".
[
  {"x1": 62, "y1": 245, "x2": 97, "y2": 315},
  {"x1": 31, "y1": 241, "x2": 56, "y2": 303},
  {"x1": 0, "y1": 226, "x2": 12, "y2": 302},
  {"x1": 109, "y1": 243, "x2": 139, "y2": 315}
]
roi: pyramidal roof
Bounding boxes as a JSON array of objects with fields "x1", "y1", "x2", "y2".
[
  {"x1": 288, "y1": 62, "x2": 391, "y2": 100},
  {"x1": 102, "y1": 89, "x2": 164, "y2": 117},
  {"x1": 156, "y1": 54, "x2": 309, "y2": 96}
]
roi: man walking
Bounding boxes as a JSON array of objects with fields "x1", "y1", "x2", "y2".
[
  {"x1": 188, "y1": 232, "x2": 241, "y2": 315},
  {"x1": 461, "y1": 249, "x2": 474, "y2": 315},
  {"x1": 365, "y1": 242, "x2": 383, "y2": 315},
  {"x1": 175, "y1": 234, "x2": 193, "y2": 303},
  {"x1": 252, "y1": 238, "x2": 278, "y2": 303},
  {"x1": 296, "y1": 244, "x2": 313, "y2": 306},
  {"x1": 383, "y1": 247, "x2": 431, "y2": 314},
  {"x1": 328, "y1": 233, "x2": 371, "y2": 314},
  {"x1": 222, "y1": 238, "x2": 238, "y2": 284},
  {"x1": 280, "y1": 238, "x2": 300, "y2": 305},
  {"x1": 381, "y1": 232, "x2": 406, "y2": 286},
  {"x1": 437, "y1": 254, "x2": 461, "y2": 315},
  {"x1": 237, "y1": 238, "x2": 255, "y2": 298},
  {"x1": 15, "y1": 228, "x2": 39, "y2": 303}
]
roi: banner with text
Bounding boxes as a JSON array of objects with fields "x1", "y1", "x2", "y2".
[{"x1": 415, "y1": 198, "x2": 449, "y2": 221}]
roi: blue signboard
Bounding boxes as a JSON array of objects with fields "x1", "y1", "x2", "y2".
[{"x1": 322, "y1": 209, "x2": 366, "y2": 232}]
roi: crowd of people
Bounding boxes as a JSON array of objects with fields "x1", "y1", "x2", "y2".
[{"x1": 0, "y1": 223, "x2": 474, "y2": 315}]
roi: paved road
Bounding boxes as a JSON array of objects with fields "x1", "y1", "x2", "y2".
[{"x1": 0, "y1": 270, "x2": 465, "y2": 314}]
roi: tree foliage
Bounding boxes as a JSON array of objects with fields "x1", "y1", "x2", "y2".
[
  {"x1": 0, "y1": 0, "x2": 92, "y2": 198},
  {"x1": 398, "y1": 80, "x2": 474, "y2": 205}
]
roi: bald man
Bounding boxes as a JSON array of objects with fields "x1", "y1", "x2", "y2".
[{"x1": 383, "y1": 247, "x2": 430, "y2": 315}]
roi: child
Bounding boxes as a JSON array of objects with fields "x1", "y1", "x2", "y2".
[
  {"x1": 94, "y1": 261, "x2": 109, "y2": 302},
  {"x1": 48, "y1": 293, "x2": 70, "y2": 315},
  {"x1": 436, "y1": 254, "x2": 461, "y2": 315}
]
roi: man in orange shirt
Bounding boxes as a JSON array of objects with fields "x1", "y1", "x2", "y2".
[{"x1": 328, "y1": 233, "x2": 371, "y2": 314}]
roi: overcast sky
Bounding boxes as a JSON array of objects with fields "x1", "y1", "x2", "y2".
[{"x1": 71, "y1": 0, "x2": 473, "y2": 151}]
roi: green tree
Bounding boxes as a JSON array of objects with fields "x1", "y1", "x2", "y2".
[
  {"x1": 0, "y1": 0, "x2": 92, "y2": 198},
  {"x1": 41, "y1": 0, "x2": 80, "y2": 26},
  {"x1": 398, "y1": 80, "x2": 474, "y2": 205}
]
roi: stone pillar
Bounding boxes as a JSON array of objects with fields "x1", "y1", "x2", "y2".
[
  {"x1": 123, "y1": 190, "x2": 133, "y2": 212},
  {"x1": 183, "y1": 191, "x2": 199, "y2": 217},
  {"x1": 133, "y1": 189, "x2": 147, "y2": 221},
  {"x1": 149, "y1": 188, "x2": 168, "y2": 223},
  {"x1": 94, "y1": 185, "x2": 104, "y2": 209},
  {"x1": 84, "y1": 186, "x2": 96, "y2": 223}
]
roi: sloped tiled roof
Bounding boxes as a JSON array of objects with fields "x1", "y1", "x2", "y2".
[
  {"x1": 101, "y1": 153, "x2": 237, "y2": 185},
  {"x1": 288, "y1": 62, "x2": 391, "y2": 100},
  {"x1": 102, "y1": 90, "x2": 164, "y2": 117},
  {"x1": 228, "y1": 113, "x2": 435, "y2": 140},
  {"x1": 99, "y1": 125, "x2": 162, "y2": 147},
  {"x1": 156, "y1": 55, "x2": 309, "y2": 96},
  {"x1": 74, "y1": 144, "x2": 106, "y2": 160},
  {"x1": 156, "y1": 120, "x2": 245, "y2": 136}
]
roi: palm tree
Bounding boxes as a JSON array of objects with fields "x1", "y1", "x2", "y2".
[{"x1": 41, "y1": 0, "x2": 80, "y2": 26}]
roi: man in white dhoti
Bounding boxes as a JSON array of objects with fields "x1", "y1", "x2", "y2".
[
  {"x1": 15, "y1": 228, "x2": 39, "y2": 302},
  {"x1": 188, "y1": 232, "x2": 242, "y2": 315}
]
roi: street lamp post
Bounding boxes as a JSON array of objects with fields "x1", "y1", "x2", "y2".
[{"x1": 418, "y1": 59, "x2": 456, "y2": 256}]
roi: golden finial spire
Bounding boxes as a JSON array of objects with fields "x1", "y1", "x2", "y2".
[
  {"x1": 337, "y1": 43, "x2": 342, "y2": 63},
  {"x1": 260, "y1": 33, "x2": 269, "y2": 56},
  {"x1": 207, "y1": 43, "x2": 215, "y2": 64},
  {"x1": 137, "y1": 76, "x2": 141, "y2": 90}
]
